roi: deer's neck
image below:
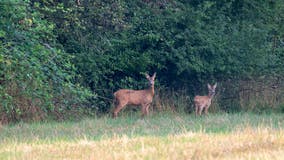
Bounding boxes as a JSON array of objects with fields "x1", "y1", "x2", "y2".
[
  {"x1": 147, "y1": 85, "x2": 155, "y2": 96},
  {"x1": 208, "y1": 93, "x2": 214, "y2": 100}
]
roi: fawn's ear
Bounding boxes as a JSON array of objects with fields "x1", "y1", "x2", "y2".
[
  {"x1": 207, "y1": 83, "x2": 212, "y2": 89},
  {"x1": 213, "y1": 83, "x2": 217, "y2": 89}
]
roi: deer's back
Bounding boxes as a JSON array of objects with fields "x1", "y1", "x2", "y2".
[
  {"x1": 194, "y1": 95, "x2": 211, "y2": 106},
  {"x1": 114, "y1": 89, "x2": 153, "y2": 105}
]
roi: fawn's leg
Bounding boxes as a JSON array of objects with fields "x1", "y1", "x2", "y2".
[
  {"x1": 204, "y1": 106, "x2": 209, "y2": 115},
  {"x1": 198, "y1": 106, "x2": 203, "y2": 115},
  {"x1": 195, "y1": 105, "x2": 199, "y2": 116}
]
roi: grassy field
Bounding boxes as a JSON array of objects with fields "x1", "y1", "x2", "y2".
[{"x1": 0, "y1": 112, "x2": 284, "y2": 160}]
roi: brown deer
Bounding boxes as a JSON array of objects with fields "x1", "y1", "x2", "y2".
[
  {"x1": 113, "y1": 72, "x2": 156, "y2": 118},
  {"x1": 194, "y1": 83, "x2": 217, "y2": 116}
]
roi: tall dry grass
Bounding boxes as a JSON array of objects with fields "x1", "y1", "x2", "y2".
[
  {"x1": 1, "y1": 127, "x2": 283, "y2": 160},
  {"x1": 153, "y1": 77, "x2": 284, "y2": 114}
]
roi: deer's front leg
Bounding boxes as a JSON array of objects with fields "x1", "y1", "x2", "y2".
[
  {"x1": 204, "y1": 106, "x2": 209, "y2": 115},
  {"x1": 141, "y1": 104, "x2": 147, "y2": 117},
  {"x1": 145, "y1": 103, "x2": 151, "y2": 115}
]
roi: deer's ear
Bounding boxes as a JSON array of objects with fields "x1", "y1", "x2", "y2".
[
  {"x1": 152, "y1": 72, "x2": 156, "y2": 79},
  {"x1": 145, "y1": 73, "x2": 150, "y2": 79}
]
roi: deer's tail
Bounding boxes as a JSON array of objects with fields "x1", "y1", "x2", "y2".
[
  {"x1": 113, "y1": 91, "x2": 118, "y2": 106},
  {"x1": 113, "y1": 91, "x2": 118, "y2": 98}
]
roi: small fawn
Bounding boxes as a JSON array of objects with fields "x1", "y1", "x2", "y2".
[
  {"x1": 194, "y1": 83, "x2": 217, "y2": 116},
  {"x1": 113, "y1": 72, "x2": 156, "y2": 118}
]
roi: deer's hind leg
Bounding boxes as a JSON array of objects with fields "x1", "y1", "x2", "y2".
[
  {"x1": 195, "y1": 105, "x2": 203, "y2": 116},
  {"x1": 195, "y1": 105, "x2": 199, "y2": 116},
  {"x1": 113, "y1": 100, "x2": 127, "y2": 118},
  {"x1": 198, "y1": 106, "x2": 204, "y2": 116}
]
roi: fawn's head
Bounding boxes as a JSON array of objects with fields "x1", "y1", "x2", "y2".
[
  {"x1": 146, "y1": 72, "x2": 156, "y2": 87},
  {"x1": 207, "y1": 83, "x2": 217, "y2": 97}
]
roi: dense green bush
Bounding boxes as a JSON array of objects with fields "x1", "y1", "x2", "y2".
[{"x1": 0, "y1": 0, "x2": 94, "y2": 123}]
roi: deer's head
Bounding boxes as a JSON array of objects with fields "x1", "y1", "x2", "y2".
[{"x1": 146, "y1": 72, "x2": 156, "y2": 87}]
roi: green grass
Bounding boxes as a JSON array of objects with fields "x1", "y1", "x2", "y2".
[{"x1": 0, "y1": 112, "x2": 284, "y2": 159}]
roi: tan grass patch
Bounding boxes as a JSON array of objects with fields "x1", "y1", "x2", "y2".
[{"x1": 1, "y1": 127, "x2": 284, "y2": 160}]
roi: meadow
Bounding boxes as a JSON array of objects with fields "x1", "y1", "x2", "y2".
[{"x1": 0, "y1": 112, "x2": 284, "y2": 160}]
